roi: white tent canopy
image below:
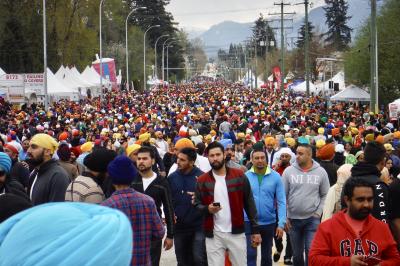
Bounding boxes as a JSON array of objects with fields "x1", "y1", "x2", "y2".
[
  {"x1": 55, "y1": 66, "x2": 91, "y2": 92},
  {"x1": 316, "y1": 71, "x2": 345, "y2": 93},
  {"x1": 81, "y1": 66, "x2": 111, "y2": 86},
  {"x1": 70, "y1": 67, "x2": 96, "y2": 87},
  {"x1": 0, "y1": 68, "x2": 5, "y2": 76},
  {"x1": 291, "y1": 81, "x2": 317, "y2": 93},
  {"x1": 330, "y1": 84, "x2": 370, "y2": 102}
]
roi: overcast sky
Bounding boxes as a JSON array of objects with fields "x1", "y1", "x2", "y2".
[{"x1": 166, "y1": 0, "x2": 326, "y2": 30}]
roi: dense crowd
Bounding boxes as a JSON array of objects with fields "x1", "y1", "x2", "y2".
[{"x1": 0, "y1": 79, "x2": 399, "y2": 266}]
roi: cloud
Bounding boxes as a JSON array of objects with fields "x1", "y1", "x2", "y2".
[{"x1": 166, "y1": 0, "x2": 326, "y2": 29}]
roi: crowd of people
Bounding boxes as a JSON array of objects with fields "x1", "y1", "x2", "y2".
[{"x1": 0, "y1": 78, "x2": 400, "y2": 266}]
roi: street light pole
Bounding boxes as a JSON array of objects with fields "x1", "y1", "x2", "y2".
[
  {"x1": 162, "y1": 38, "x2": 174, "y2": 82},
  {"x1": 99, "y1": 0, "x2": 105, "y2": 101},
  {"x1": 143, "y1": 25, "x2": 160, "y2": 91},
  {"x1": 166, "y1": 45, "x2": 172, "y2": 82},
  {"x1": 43, "y1": 0, "x2": 48, "y2": 110},
  {"x1": 154, "y1": 34, "x2": 169, "y2": 79},
  {"x1": 126, "y1": 7, "x2": 146, "y2": 90}
]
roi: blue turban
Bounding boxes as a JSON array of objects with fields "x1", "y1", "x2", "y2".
[
  {"x1": 0, "y1": 203, "x2": 132, "y2": 265},
  {"x1": 219, "y1": 139, "x2": 233, "y2": 150},
  {"x1": 0, "y1": 152, "x2": 11, "y2": 173}
]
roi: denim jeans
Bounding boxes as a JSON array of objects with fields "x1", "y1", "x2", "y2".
[
  {"x1": 289, "y1": 216, "x2": 320, "y2": 266},
  {"x1": 245, "y1": 222, "x2": 275, "y2": 266},
  {"x1": 174, "y1": 230, "x2": 207, "y2": 266}
]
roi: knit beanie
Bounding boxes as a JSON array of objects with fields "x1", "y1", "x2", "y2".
[
  {"x1": 317, "y1": 143, "x2": 335, "y2": 161},
  {"x1": 0, "y1": 194, "x2": 32, "y2": 223},
  {"x1": 175, "y1": 138, "x2": 195, "y2": 150},
  {"x1": 107, "y1": 155, "x2": 137, "y2": 185},
  {"x1": 57, "y1": 144, "x2": 71, "y2": 161},
  {"x1": 0, "y1": 152, "x2": 12, "y2": 173},
  {"x1": 0, "y1": 202, "x2": 132, "y2": 265},
  {"x1": 83, "y1": 148, "x2": 117, "y2": 173}
]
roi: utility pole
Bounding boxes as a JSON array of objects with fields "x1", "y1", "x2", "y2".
[
  {"x1": 370, "y1": 0, "x2": 378, "y2": 113},
  {"x1": 270, "y1": 1, "x2": 295, "y2": 93},
  {"x1": 294, "y1": 0, "x2": 311, "y2": 96}
]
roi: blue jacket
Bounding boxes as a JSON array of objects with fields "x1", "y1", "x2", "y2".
[
  {"x1": 244, "y1": 167, "x2": 286, "y2": 228},
  {"x1": 168, "y1": 166, "x2": 204, "y2": 232}
]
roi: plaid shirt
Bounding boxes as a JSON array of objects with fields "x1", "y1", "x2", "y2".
[{"x1": 101, "y1": 188, "x2": 165, "y2": 266}]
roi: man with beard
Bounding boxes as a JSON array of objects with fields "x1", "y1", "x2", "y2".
[
  {"x1": 194, "y1": 141, "x2": 261, "y2": 266},
  {"x1": 168, "y1": 147, "x2": 207, "y2": 266},
  {"x1": 27, "y1": 134, "x2": 70, "y2": 205},
  {"x1": 131, "y1": 146, "x2": 174, "y2": 266},
  {"x1": 348, "y1": 141, "x2": 390, "y2": 223},
  {"x1": 309, "y1": 177, "x2": 400, "y2": 265},
  {"x1": 3, "y1": 142, "x2": 30, "y2": 188},
  {"x1": 65, "y1": 148, "x2": 117, "y2": 204},
  {"x1": 220, "y1": 139, "x2": 247, "y2": 172}
]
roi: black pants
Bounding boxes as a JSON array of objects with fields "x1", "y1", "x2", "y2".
[
  {"x1": 151, "y1": 239, "x2": 162, "y2": 266},
  {"x1": 174, "y1": 230, "x2": 207, "y2": 266},
  {"x1": 274, "y1": 232, "x2": 293, "y2": 259}
]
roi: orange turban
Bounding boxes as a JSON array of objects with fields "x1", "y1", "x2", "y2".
[{"x1": 317, "y1": 143, "x2": 335, "y2": 161}]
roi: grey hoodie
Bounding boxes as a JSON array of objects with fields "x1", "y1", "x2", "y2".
[{"x1": 282, "y1": 160, "x2": 330, "y2": 219}]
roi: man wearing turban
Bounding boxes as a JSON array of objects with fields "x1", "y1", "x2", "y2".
[{"x1": 26, "y1": 134, "x2": 70, "y2": 205}]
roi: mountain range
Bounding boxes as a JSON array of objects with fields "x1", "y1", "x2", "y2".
[{"x1": 186, "y1": 0, "x2": 380, "y2": 58}]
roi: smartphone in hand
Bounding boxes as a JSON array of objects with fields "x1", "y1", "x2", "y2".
[
  {"x1": 364, "y1": 255, "x2": 381, "y2": 266},
  {"x1": 213, "y1": 202, "x2": 221, "y2": 207}
]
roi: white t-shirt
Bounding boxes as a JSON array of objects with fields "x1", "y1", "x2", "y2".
[
  {"x1": 142, "y1": 173, "x2": 157, "y2": 191},
  {"x1": 213, "y1": 172, "x2": 232, "y2": 233}
]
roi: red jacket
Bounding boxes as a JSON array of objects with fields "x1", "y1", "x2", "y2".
[
  {"x1": 194, "y1": 167, "x2": 259, "y2": 237},
  {"x1": 309, "y1": 210, "x2": 400, "y2": 266}
]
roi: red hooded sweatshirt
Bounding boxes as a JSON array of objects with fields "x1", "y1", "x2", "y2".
[{"x1": 309, "y1": 210, "x2": 400, "y2": 266}]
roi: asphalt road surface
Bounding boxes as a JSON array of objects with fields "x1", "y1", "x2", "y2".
[{"x1": 160, "y1": 235, "x2": 289, "y2": 266}]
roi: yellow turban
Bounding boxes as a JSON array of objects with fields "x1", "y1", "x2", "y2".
[
  {"x1": 210, "y1": 130, "x2": 217, "y2": 137},
  {"x1": 365, "y1": 134, "x2": 375, "y2": 142},
  {"x1": 316, "y1": 139, "x2": 326, "y2": 149},
  {"x1": 138, "y1": 133, "x2": 151, "y2": 143},
  {"x1": 285, "y1": 137, "x2": 296, "y2": 147},
  {"x1": 30, "y1": 133, "x2": 59, "y2": 154},
  {"x1": 318, "y1": 128, "x2": 324, "y2": 135},
  {"x1": 237, "y1": 132, "x2": 245, "y2": 139},
  {"x1": 126, "y1": 144, "x2": 141, "y2": 156},
  {"x1": 264, "y1": 137, "x2": 275, "y2": 146},
  {"x1": 80, "y1": 142, "x2": 94, "y2": 153},
  {"x1": 351, "y1": 128, "x2": 359, "y2": 135}
]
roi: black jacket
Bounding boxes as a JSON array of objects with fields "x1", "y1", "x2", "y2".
[
  {"x1": 10, "y1": 160, "x2": 30, "y2": 188},
  {"x1": 131, "y1": 174, "x2": 174, "y2": 239},
  {"x1": 0, "y1": 178, "x2": 30, "y2": 202},
  {"x1": 349, "y1": 162, "x2": 390, "y2": 223},
  {"x1": 27, "y1": 159, "x2": 70, "y2": 205},
  {"x1": 168, "y1": 167, "x2": 204, "y2": 233},
  {"x1": 318, "y1": 159, "x2": 339, "y2": 186}
]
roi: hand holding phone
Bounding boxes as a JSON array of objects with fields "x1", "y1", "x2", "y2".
[{"x1": 212, "y1": 202, "x2": 220, "y2": 207}]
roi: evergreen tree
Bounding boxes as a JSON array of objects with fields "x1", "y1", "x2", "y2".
[
  {"x1": 252, "y1": 14, "x2": 276, "y2": 57},
  {"x1": 323, "y1": 0, "x2": 352, "y2": 51},
  {"x1": 296, "y1": 21, "x2": 314, "y2": 49}
]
